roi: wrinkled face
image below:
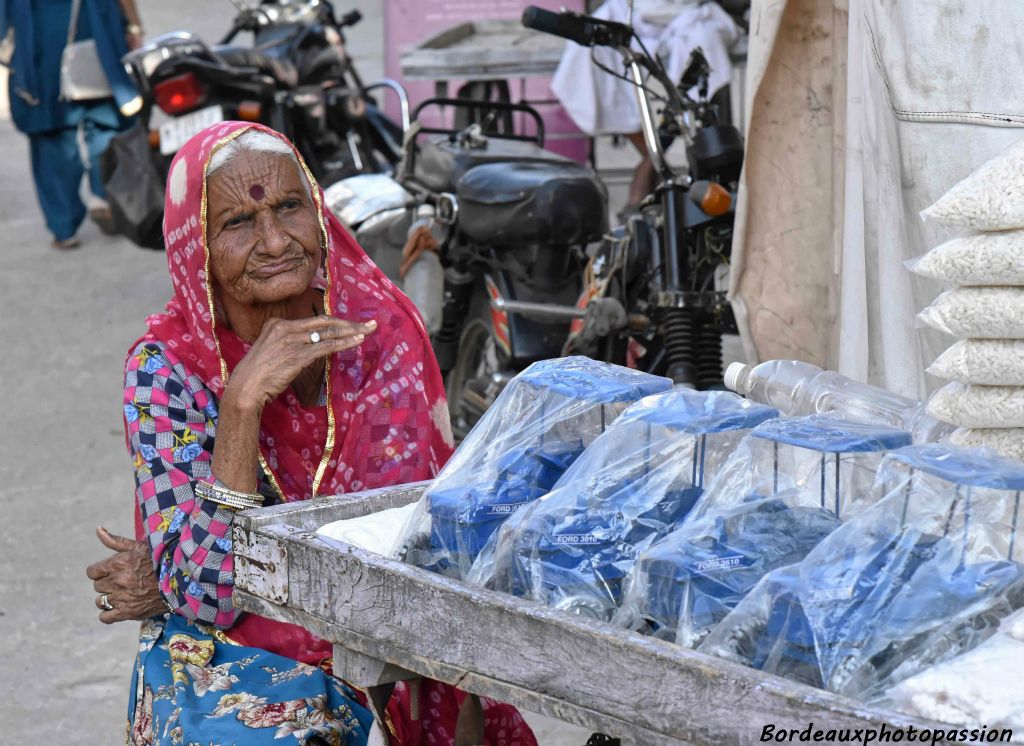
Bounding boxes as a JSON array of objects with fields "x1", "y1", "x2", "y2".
[{"x1": 205, "y1": 149, "x2": 322, "y2": 307}]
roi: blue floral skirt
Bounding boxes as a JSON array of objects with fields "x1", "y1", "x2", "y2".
[{"x1": 126, "y1": 614, "x2": 378, "y2": 745}]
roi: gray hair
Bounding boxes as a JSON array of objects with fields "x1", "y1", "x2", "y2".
[{"x1": 207, "y1": 129, "x2": 314, "y2": 199}]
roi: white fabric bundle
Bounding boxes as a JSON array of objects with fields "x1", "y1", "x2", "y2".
[
  {"x1": 907, "y1": 232, "x2": 1024, "y2": 286},
  {"x1": 917, "y1": 287, "x2": 1024, "y2": 339},
  {"x1": 316, "y1": 502, "x2": 418, "y2": 558},
  {"x1": 927, "y1": 383, "x2": 1024, "y2": 428},
  {"x1": 928, "y1": 339, "x2": 1024, "y2": 385},
  {"x1": 886, "y1": 610, "x2": 1024, "y2": 736},
  {"x1": 921, "y1": 137, "x2": 1024, "y2": 231},
  {"x1": 949, "y1": 427, "x2": 1024, "y2": 463}
]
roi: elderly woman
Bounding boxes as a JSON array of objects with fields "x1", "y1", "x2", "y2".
[{"x1": 86, "y1": 122, "x2": 536, "y2": 745}]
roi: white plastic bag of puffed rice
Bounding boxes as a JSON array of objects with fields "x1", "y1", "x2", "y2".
[
  {"x1": 885, "y1": 610, "x2": 1024, "y2": 734},
  {"x1": 949, "y1": 427, "x2": 1024, "y2": 463},
  {"x1": 928, "y1": 339, "x2": 1024, "y2": 385},
  {"x1": 917, "y1": 287, "x2": 1024, "y2": 338},
  {"x1": 921, "y1": 137, "x2": 1024, "y2": 230},
  {"x1": 906, "y1": 232, "x2": 1024, "y2": 286},
  {"x1": 927, "y1": 383, "x2": 1024, "y2": 428}
]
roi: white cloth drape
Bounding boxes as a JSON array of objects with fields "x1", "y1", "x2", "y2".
[
  {"x1": 733, "y1": 0, "x2": 1024, "y2": 399},
  {"x1": 551, "y1": 0, "x2": 739, "y2": 135},
  {"x1": 838, "y1": 0, "x2": 1024, "y2": 398}
]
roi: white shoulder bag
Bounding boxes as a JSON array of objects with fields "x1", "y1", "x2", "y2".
[{"x1": 60, "y1": 0, "x2": 113, "y2": 101}]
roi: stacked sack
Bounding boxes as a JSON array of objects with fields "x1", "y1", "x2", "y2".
[{"x1": 912, "y1": 138, "x2": 1024, "y2": 461}]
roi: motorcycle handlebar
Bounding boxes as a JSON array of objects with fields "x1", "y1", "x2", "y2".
[
  {"x1": 338, "y1": 9, "x2": 361, "y2": 28},
  {"x1": 521, "y1": 5, "x2": 632, "y2": 48}
]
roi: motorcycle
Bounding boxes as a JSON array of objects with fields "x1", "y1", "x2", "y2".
[
  {"x1": 326, "y1": 98, "x2": 609, "y2": 440},
  {"x1": 521, "y1": 5, "x2": 744, "y2": 391},
  {"x1": 328, "y1": 4, "x2": 745, "y2": 437},
  {"x1": 106, "y1": 0, "x2": 407, "y2": 248}
]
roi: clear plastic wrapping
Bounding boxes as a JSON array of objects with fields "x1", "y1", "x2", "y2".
[
  {"x1": 949, "y1": 427, "x2": 1024, "y2": 463},
  {"x1": 906, "y1": 232, "x2": 1024, "y2": 287},
  {"x1": 928, "y1": 339, "x2": 1024, "y2": 385},
  {"x1": 466, "y1": 390, "x2": 779, "y2": 620},
  {"x1": 927, "y1": 382, "x2": 1024, "y2": 428},
  {"x1": 916, "y1": 287, "x2": 1024, "y2": 339},
  {"x1": 399, "y1": 357, "x2": 671, "y2": 578},
  {"x1": 726, "y1": 359, "x2": 951, "y2": 444},
  {"x1": 615, "y1": 416, "x2": 912, "y2": 647},
  {"x1": 699, "y1": 443, "x2": 1024, "y2": 702},
  {"x1": 920, "y1": 137, "x2": 1024, "y2": 231}
]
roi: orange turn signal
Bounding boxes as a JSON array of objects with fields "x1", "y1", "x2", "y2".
[
  {"x1": 147, "y1": 129, "x2": 161, "y2": 149},
  {"x1": 697, "y1": 181, "x2": 732, "y2": 217},
  {"x1": 692, "y1": 181, "x2": 733, "y2": 217},
  {"x1": 237, "y1": 101, "x2": 263, "y2": 122}
]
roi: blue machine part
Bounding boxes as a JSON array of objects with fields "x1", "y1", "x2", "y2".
[
  {"x1": 884, "y1": 442, "x2": 1024, "y2": 490},
  {"x1": 471, "y1": 390, "x2": 780, "y2": 618},
  {"x1": 699, "y1": 442, "x2": 1024, "y2": 700},
  {"x1": 750, "y1": 415, "x2": 912, "y2": 453},
  {"x1": 707, "y1": 530, "x2": 1024, "y2": 697},
  {"x1": 637, "y1": 498, "x2": 841, "y2": 643},
  {"x1": 515, "y1": 356, "x2": 674, "y2": 404},
  {"x1": 416, "y1": 358, "x2": 673, "y2": 578},
  {"x1": 426, "y1": 442, "x2": 585, "y2": 569},
  {"x1": 627, "y1": 416, "x2": 912, "y2": 646}
]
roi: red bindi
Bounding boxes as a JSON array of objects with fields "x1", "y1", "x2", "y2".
[{"x1": 249, "y1": 184, "x2": 265, "y2": 201}]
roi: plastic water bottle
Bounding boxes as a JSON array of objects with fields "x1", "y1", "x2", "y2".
[
  {"x1": 402, "y1": 250, "x2": 444, "y2": 335},
  {"x1": 401, "y1": 208, "x2": 445, "y2": 335},
  {"x1": 724, "y1": 360, "x2": 951, "y2": 443}
]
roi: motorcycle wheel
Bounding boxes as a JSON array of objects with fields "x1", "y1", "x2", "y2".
[{"x1": 445, "y1": 318, "x2": 506, "y2": 442}]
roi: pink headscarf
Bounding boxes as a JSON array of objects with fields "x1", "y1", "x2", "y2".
[{"x1": 137, "y1": 121, "x2": 454, "y2": 501}]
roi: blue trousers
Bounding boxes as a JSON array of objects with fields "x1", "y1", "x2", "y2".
[{"x1": 28, "y1": 103, "x2": 123, "y2": 240}]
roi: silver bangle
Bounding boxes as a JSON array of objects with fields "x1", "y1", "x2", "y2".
[{"x1": 195, "y1": 480, "x2": 264, "y2": 511}]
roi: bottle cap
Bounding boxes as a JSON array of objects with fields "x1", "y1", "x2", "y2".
[{"x1": 724, "y1": 362, "x2": 749, "y2": 394}]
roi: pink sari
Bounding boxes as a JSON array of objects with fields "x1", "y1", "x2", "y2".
[{"x1": 130, "y1": 121, "x2": 535, "y2": 746}]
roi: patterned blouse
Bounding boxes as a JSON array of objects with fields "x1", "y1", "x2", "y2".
[{"x1": 124, "y1": 340, "x2": 280, "y2": 628}]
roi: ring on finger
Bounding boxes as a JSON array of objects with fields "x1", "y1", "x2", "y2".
[
  {"x1": 309, "y1": 331, "x2": 322, "y2": 344},
  {"x1": 99, "y1": 593, "x2": 114, "y2": 611}
]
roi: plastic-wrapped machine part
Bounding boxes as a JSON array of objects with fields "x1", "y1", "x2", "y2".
[
  {"x1": 466, "y1": 389, "x2": 779, "y2": 621},
  {"x1": 614, "y1": 416, "x2": 912, "y2": 648},
  {"x1": 399, "y1": 357, "x2": 672, "y2": 579},
  {"x1": 699, "y1": 443, "x2": 1024, "y2": 702}
]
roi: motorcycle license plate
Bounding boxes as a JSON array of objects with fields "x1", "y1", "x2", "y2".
[{"x1": 159, "y1": 105, "x2": 224, "y2": 156}]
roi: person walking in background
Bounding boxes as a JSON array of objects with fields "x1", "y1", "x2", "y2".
[{"x1": 0, "y1": 0, "x2": 143, "y2": 249}]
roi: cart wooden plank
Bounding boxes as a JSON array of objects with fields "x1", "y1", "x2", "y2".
[{"x1": 233, "y1": 484, "x2": 947, "y2": 745}]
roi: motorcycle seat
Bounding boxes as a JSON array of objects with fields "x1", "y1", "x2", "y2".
[
  {"x1": 413, "y1": 137, "x2": 572, "y2": 194},
  {"x1": 215, "y1": 47, "x2": 298, "y2": 89},
  {"x1": 456, "y1": 162, "x2": 607, "y2": 247}
]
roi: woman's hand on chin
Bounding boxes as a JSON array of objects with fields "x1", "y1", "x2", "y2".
[
  {"x1": 86, "y1": 527, "x2": 167, "y2": 624},
  {"x1": 225, "y1": 315, "x2": 377, "y2": 412}
]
